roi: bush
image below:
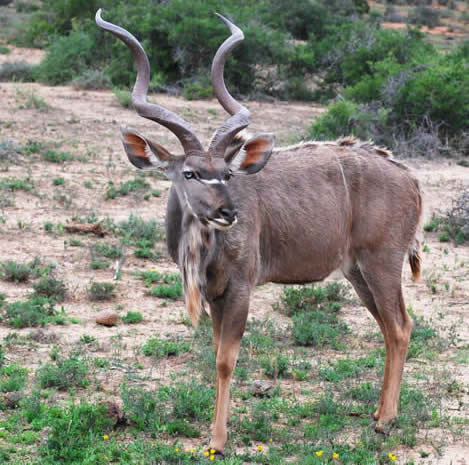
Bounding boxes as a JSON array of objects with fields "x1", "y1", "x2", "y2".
[
  {"x1": 33, "y1": 29, "x2": 96, "y2": 85},
  {"x1": 112, "y1": 87, "x2": 132, "y2": 108},
  {"x1": 87, "y1": 282, "x2": 115, "y2": 301},
  {"x1": 121, "y1": 379, "x2": 213, "y2": 434},
  {"x1": 0, "y1": 260, "x2": 32, "y2": 282},
  {"x1": 279, "y1": 281, "x2": 349, "y2": 317},
  {"x1": 41, "y1": 402, "x2": 113, "y2": 463},
  {"x1": 2, "y1": 297, "x2": 59, "y2": 328},
  {"x1": 0, "y1": 363, "x2": 27, "y2": 393},
  {"x1": 292, "y1": 308, "x2": 349, "y2": 349},
  {"x1": 71, "y1": 69, "x2": 111, "y2": 90},
  {"x1": 121, "y1": 311, "x2": 143, "y2": 324},
  {"x1": 19, "y1": 0, "x2": 368, "y2": 99},
  {"x1": 311, "y1": 21, "x2": 469, "y2": 155},
  {"x1": 142, "y1": 335, "x2": 190, "y2": 358},
  {"x1": 425, "y1": 191, "x2": 469, "y2": 244},
  {"x1": 0, "y1": 61, "x2": 34, "y2": 82},
  {"x1": 37, "y1": 354, "x2": 89, "y2": 390},
  {"x1": 32, "y1": 277, "x2": 67, "y2": 303},
  {"x1": 409, "y1": 6, "x2": 441, "y2": 28}
]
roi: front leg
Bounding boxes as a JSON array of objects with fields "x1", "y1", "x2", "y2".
[{"x1": 209, "y1": 287, "x2": 249, "y2": 454}]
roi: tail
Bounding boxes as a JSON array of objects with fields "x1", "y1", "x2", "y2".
[
  {"x1": 408, "y1": 244, "x2": 421, "y2": 282},
  {"x1": 408, "y1": 184, "x2": 423, "y2": 282}
]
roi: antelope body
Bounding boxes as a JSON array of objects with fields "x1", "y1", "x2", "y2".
[{"x1": 97, "y1": 10, "x2": 422, "y2": 456}]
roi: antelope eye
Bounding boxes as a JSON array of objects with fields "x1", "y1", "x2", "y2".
[
  {"x1": 224, "y1": 172, "x2": 232, "y2": 181},
  {"x1": 183, "y1": 171, "x2": 195, "y2": 180}
]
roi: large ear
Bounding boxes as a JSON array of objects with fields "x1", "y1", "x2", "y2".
[
  {"x1": 226, "y1": 134, "x2": 275, "y2": 175},
  {"x1": 120, "y1": 126, "x2": 177, "y2": 171}
]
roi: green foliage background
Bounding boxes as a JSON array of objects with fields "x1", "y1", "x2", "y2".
[{"x1": 7, "y1": 0, "x2": 469, "y2": 157}]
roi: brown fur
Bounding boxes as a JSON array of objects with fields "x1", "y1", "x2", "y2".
[{"x1": 98, "y1": 11, "x2": 425, "y2": 456}]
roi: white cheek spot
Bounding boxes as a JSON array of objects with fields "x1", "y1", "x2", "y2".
[{"x1": 199, "y1": 178, "x2": 226, "y2": 185}]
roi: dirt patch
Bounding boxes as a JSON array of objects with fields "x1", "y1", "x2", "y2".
[{"x1": 0, "y1": 46, "x2": 45, "y2": 65}]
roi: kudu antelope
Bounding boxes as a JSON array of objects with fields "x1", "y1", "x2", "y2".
[{"x1": 96, "y1": 10, "x2": 422, "y2": 455}]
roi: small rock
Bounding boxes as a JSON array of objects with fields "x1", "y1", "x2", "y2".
[
  {"x1": 95, "y1": 310, "x2": 119, "y2": 326},
  {"x1": 251, "y1": 380, "x2": 274, "y2": 397}
]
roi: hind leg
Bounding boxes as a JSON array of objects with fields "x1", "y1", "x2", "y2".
[
  {"x1": 343, "y1": 262, "x2": 386, "y2": 421},
  {"x1": 357, "y1": 251, "x2": 413, "y2": 429},
  {"x1": 344, "y1": 256, "x2": 413, "y2": 428}
]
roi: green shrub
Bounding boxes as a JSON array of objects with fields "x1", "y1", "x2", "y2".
[
  {"x1": 182, "y1": 77, "x2": 213, "y2": 100},
  {"x1": 37, "y1": 354, "x2": 89, "y2": 390},
  {"x1": 32, "y1": 277, "x2": 67, "y2": 303},
  {"x1": 93, "y1": 242, "x2": 123, "y2": 259},
  {"x1": 19, "y1": 0, "x2": 368, "y2": 98},
  {"x1": 112, "y1": 87, "x2": 132, "y2": 108},
  {"x1": 33, "y1": 29, "x2": 96, "y2": 85},
  {"x1": 259, "y1": 353, "x2": 290, "y2": 379},
  {"x1": 423, "y1": 193, "x2": 469, "y2": 244},
  {"x1": 41, "y1": 149, "x2": 74, "y2": 163},
  {"x1": 0, "y1": 176, "x2": 34, "y2": 193},
  {"x1": 0, "y1": 362, "x2": 27, "y2": 393},
  {"x1": 142, "y1": 335, "x2": 190, "y2": 358},
  {"x1": 41, "y1": 402, "x2": 113, "y2": 463},
  {"x1": 0, "y1": 260, "x2": 32, "y2": 282},
  {"x1": 149, "y1": 281, "x2": 182, "y2": 300},
  {"x1": 52, "y1": 177, "x2": 65, "y2": 186},
  {"x1": 90, "y1": 260, "x2": 110, "y2": 270},
  {"x1": 278, "y1": 281, "x2": 349, "y2": 316},
  {"x1": 2, "y1": 297, "x2": 60, "y2": 328},
  {"x1": 0, "y1": 61, "x2": 34, "y2": 82},
  {"x1": 105, "y1": 177, "x2": 150, "y2": 199},
  {"x1": 394, "y1": 58, "x2": 469, "y2": 137},
  {"x1": 409, "y1": 6, "x2": 441, "y2": 28},
  {"x1": 117, "y1": 214, "x2": 164, "y2": 245},
  {"x1": 121, "y1": 379, "x2": 213, "y2": 434},
  {"x1": 87, "y1": 282, "x2": 115, "y2": 301},
  {"x1": 121, "y1": 311, "x2": 143, "y2": 324},
  {"x1": 292, "y1": 308, "x2": 349, "y2": 349},
  {"x1": 71, "y1": 69, "x2": 112, "y2": 90}
]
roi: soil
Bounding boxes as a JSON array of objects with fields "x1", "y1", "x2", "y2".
[{"x1": 0, "y1": 48, "x2": 468, "y2": 464}]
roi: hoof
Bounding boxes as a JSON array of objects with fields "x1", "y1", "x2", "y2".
[{"x1": 374, "y1": 420, "x2": 395, "y2": 436}]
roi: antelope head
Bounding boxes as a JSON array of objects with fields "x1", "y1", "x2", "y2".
[{"x1": 96, "y1": 10, "x2": 274, "y2": 230}]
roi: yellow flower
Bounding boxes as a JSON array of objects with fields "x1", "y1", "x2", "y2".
[
  {"x1": 388, "y1": 453, "x2": 397, "y2": 461},
  {"x1": 151, "y1": 268, "x2": 156, "y2": 272},
  {"x1": 204, "y1": 451, "x2": 210, "y2": 457},
  {"x1": 257, "y1": 445, "x2": 263, "y2": 452},
  {"x1": 210, "y1": 449, "x2": 216, "y2": 454},
  {"x1": 269, "y1": 437, "x2": 273, "y2": 444},
  {"x1": 210, "y1": 455, "x2": 215, "y2": 461},
  {"x1": 316, "y1": 451, "x2": 323, "y2": 457},
  {"x1": 189, "y1": 448, "x2": 195, "y2": 454},
  {"x1": 103, "y1": 435, "x2": 109, "y2": 440},
  {"x1": 175, "y1": 448, "x2": 179, "y2": 453},
  {"x1": 333, "y1": 452, "x2": 339, "y2": 459},
  {"x1": 104, "y1": 456, "x2": 108, "y2": 460}
]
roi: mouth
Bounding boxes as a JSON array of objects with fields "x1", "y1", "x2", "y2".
[{"x1": 206, "y1": 216, "x2": 238, "y2": 230}]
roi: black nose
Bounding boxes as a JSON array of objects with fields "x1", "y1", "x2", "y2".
[{"x1": 218, "y1": 207, "x2": 237, "y2": 222}]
